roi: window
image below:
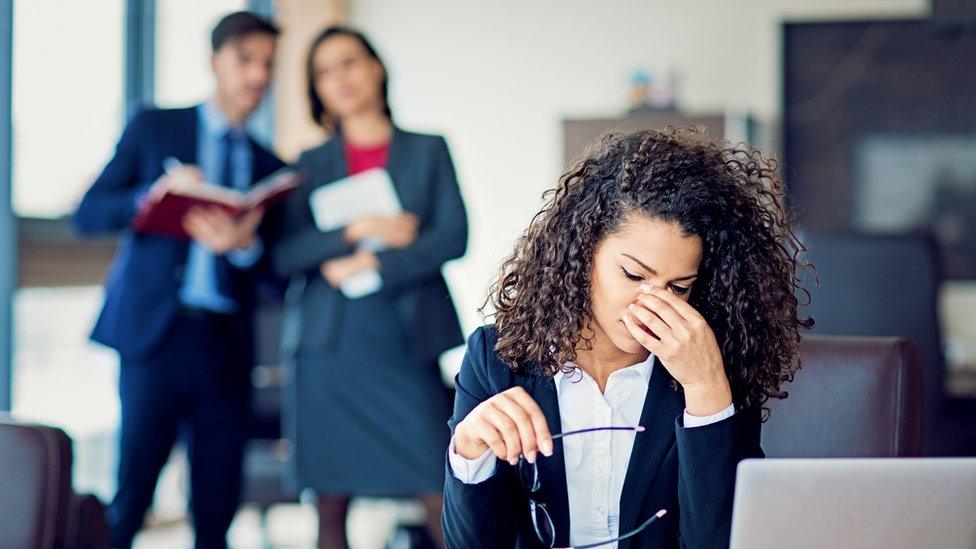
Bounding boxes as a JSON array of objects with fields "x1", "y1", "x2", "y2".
[
  {"x1": 12, "y1": 0, "x2": 125, "y2": 219},
  {"x1": 12, "y1": 287, "x2": 120, "y2": 497},
  {"x1": 155, "y1": 0, "x2": 245, "y2": 107}
]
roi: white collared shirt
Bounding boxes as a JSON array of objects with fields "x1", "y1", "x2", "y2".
[{"x1": 448, "y1": 354, "x2": 735, "y2": 547}]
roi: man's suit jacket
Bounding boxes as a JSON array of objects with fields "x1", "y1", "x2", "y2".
[{"x1": 73, "y1": 106, "x2": 285, "y2": 361}]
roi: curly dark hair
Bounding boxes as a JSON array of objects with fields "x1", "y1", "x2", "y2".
[{"x1": 486, "y1": 127, "x2": 813, "y2": 411}]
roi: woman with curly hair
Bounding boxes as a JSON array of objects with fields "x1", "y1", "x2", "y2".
[{"x1": 442, "y1": 128, "x2": 811, "y2": 548}]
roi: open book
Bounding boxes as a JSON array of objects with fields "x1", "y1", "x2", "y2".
[{"x1": 132, "y1": 169, "x2": 302, "y2": 240}]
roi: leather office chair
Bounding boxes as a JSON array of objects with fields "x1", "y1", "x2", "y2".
[
  {"x1": 0, "y1": 417, "x2": 109, "y2": 548},
  {"x1": 762, "y1": 335, "x2": 923, "y2": 458},
  {"x1": 797, "y1": 231, "x2": 976, "y2": 455}
]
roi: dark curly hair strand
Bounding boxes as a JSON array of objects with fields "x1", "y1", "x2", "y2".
[{"x1": 485, "y1": 127, "x2": 813, "y2": 412}]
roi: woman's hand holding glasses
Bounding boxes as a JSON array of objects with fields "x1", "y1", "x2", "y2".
[
  {"x1": 451, "y1": 379, "x2": 658, "y2": 548},
  {"x1": 454, "y1": 386, "x2": 554, "y2": 465}
]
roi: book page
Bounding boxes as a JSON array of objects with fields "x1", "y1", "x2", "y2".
[
  {"x1": 167, "y1": 179, "x2": 246, "y2": 207},
  {"x1": 244, "y1": 169, "x2": 303, "y2": 207}
]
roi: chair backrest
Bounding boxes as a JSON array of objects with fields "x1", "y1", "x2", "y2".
[
  {"x1": 0, "y1": 419, "x2": 72, "y2": 549},
  {"x1": 762, "y1": 335, "x2": 923, "y2": 457},
  {"x1": 798, "y1": 231, "x2": 944, "y2": 452}
]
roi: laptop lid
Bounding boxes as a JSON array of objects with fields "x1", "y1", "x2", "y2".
[{"x1": 730, "y1": 458, "x2": 976, "y2": 549}]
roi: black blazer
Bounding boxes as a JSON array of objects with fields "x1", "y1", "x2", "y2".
[
  {"x1": 272, "y1": 128, "x2": 467, "y2": 363},
  {"x1": 72, "y1": 105, "x2": 285, "y2": 360},
  {"x1": 443, "y1": 326, "x2": 764, "y2": 549}
]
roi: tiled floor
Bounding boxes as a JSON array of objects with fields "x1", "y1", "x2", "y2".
[
  {"x1": 134, "y1": 499, "x2": 428, "y2": 549},
  {"x1": 11, "y1": 287, "x2": 446, "y2": 549}
]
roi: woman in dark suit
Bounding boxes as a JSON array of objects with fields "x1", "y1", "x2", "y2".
[
  {"x1": 443, "y1": 128, "x2": 812, "y2": 548},
  {"x1": 273, "y1": 27, "x2": 466, "y2": 549}
]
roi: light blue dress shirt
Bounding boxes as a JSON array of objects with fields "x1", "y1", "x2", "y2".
[{"x1": 178, "y1": 101, "x2": 263, "y2": 313}]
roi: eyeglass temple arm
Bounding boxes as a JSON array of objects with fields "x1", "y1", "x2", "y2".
[
  {"x1": 554, "y1": 509, "x2": 667, "y2": 549},
  {"x1": 552, "y1": 425, "x2": 645, "y2": 439}
]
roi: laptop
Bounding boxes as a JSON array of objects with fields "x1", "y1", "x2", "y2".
[{"x1": 730, "y1": 458, "x2": 976, "y2": 549}]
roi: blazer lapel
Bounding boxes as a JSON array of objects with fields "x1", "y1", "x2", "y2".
[
  {"x1": 173, "y1": 106, "x2": 199, "y2": 167},
  {"x1": 310, "y1": 135, "x2": 348, "y2": 352},
  {"x1": 245, "y1": 137, "x2": 272, "y2": 187},
  {"x1": 522, "y1": 374, "x2": 572, "y2": 547},
  {"x1": 171, "y1": 108, "x2": 198, "y2": 257},
  {"x1": 385, "y1": 127, "x2": 407, "y2": 182},
  {"x1": 318, "y1": 135, "x2": 348, "y2": 184},
  {"x1": 617, "y1": 367, "x2": 684, "y2": 549},
  {"x1": 319, "y1": 127, "x2": 402, "y2": 186},
  {"x1": 383, "y1": 127, "x2": 414, "y2": 212}
]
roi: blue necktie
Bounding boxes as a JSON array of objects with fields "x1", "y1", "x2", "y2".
[{"x1": 213, "y1": 131, "x2": 238, "y2": 301}]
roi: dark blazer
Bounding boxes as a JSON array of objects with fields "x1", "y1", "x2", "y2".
[
  {"x1": 72, "y1": 106, "x2": 285, "y2": 360},
  {"x1": 443, "y1": 326, "x2": 765, "y2": 549},
  {"x1": 272, "y1": 128, "x2": 466, "y2": 364}
]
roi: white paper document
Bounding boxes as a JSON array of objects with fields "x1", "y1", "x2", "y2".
[
  {"x1": 309, "y1": 168, "x2": 402, "y2": 299},
  {"x1": 309, "y1": 167, "x2": 402, "y2": 232}
]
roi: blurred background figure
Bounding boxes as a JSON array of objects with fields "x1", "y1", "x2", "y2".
[
  {"x1": 72, "y1": 11, "x2": 282, "y2": 548},
  {"x1": 273, "y1": 26, "x2": 466, "y2": 549},
  {"x1": 2, "y1": 0, "x2": 976, "y2": 547}
]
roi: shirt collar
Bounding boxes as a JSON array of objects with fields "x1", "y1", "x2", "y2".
[
  {"x1": 199, "y1": 100, "x2": 244, "y2": 139},
  {"x1": 553, "y1": 352, "x2": 656, "y2": 391}
]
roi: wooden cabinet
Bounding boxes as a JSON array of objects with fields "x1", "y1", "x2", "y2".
[{"x1": 563, "y1": 111, "x2": 751, "y2": 165}]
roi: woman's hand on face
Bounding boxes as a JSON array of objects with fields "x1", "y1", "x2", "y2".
[
  {"x1": 621, "y1": 285, "x2": 733, "y2": 415},
  {"x1": 454, "y1": 386, "x2": 554, "y2": 464}
]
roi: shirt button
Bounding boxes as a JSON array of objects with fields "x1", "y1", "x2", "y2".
[
  {"x1": 597, "y1": 506, "x2": 606, "y2": 515},
  {"x1": 599, "y1": 459, "x2": 609, "y2": 468}
]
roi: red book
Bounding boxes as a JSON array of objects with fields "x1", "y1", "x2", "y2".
[{"x1": 132, "y1": 169, "x2": 302, "y2": 240}]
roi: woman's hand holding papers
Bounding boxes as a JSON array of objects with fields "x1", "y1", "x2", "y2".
[
  {"x1": 344, "y1": 212, "x2": 419, "y2": 249},
  {"x1": 321, "y1": 248, "x2": 380, "y2": 288}
]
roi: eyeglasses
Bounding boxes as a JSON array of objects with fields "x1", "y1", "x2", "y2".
[
  {"x1": 450, "y1": 378, "x2": 667, "y2": 547},
  {"x1": 519, "y1": 426, "x2": 667, "y2": 549}
]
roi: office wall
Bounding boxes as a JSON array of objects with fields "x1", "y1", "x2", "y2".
[
  {"x1": 346, "y1": 0, "x2": 929, "y2": 332},
  {"x1": 273, "y1": 0, "x2": 346, "y2": 160}
]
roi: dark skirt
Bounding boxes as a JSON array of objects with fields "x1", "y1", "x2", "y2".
[{"x1": 288, "y1": 290, "x2": 453, "y2": 496}]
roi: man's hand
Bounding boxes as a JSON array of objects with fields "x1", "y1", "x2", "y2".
[
  {"x1": 183, "y1": 206, "x2": 265, "y2": 255},
  {"x1": 142, "y1": 165, "x2": 206, "y2": 209}
]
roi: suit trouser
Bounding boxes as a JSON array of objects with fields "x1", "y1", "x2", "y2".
[{"x1": 108, "y1": 309, "x2": 251, "y2": 549}]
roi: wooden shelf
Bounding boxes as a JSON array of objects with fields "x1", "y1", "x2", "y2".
[
  {"x1": 563, "y1": 111, "x2": 736, "y2": 166},
  {"x1": 17, "y1": 217, "x2": 116, "y2": 288}
]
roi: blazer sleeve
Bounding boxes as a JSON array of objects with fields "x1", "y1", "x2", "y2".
[
  {"x1": 271, "y1": 151, "x2": 356, "y2": 278},
  {"x1": 442, "y1": 327, "x2": 519, "y2": 549},
  {"x1": 72, "y1": 109, "x2": 152, "y2": 236},
  {"x1": 674, "y1": 406, "x2": 764, "y2": 549},
  {"x1": 375, "y1": 136, "x2": 468, "y2": 292}
]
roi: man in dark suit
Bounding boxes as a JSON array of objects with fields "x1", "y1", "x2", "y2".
[{"x1": 73, "y1": 12, "x2": 284, "y2": 548}]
